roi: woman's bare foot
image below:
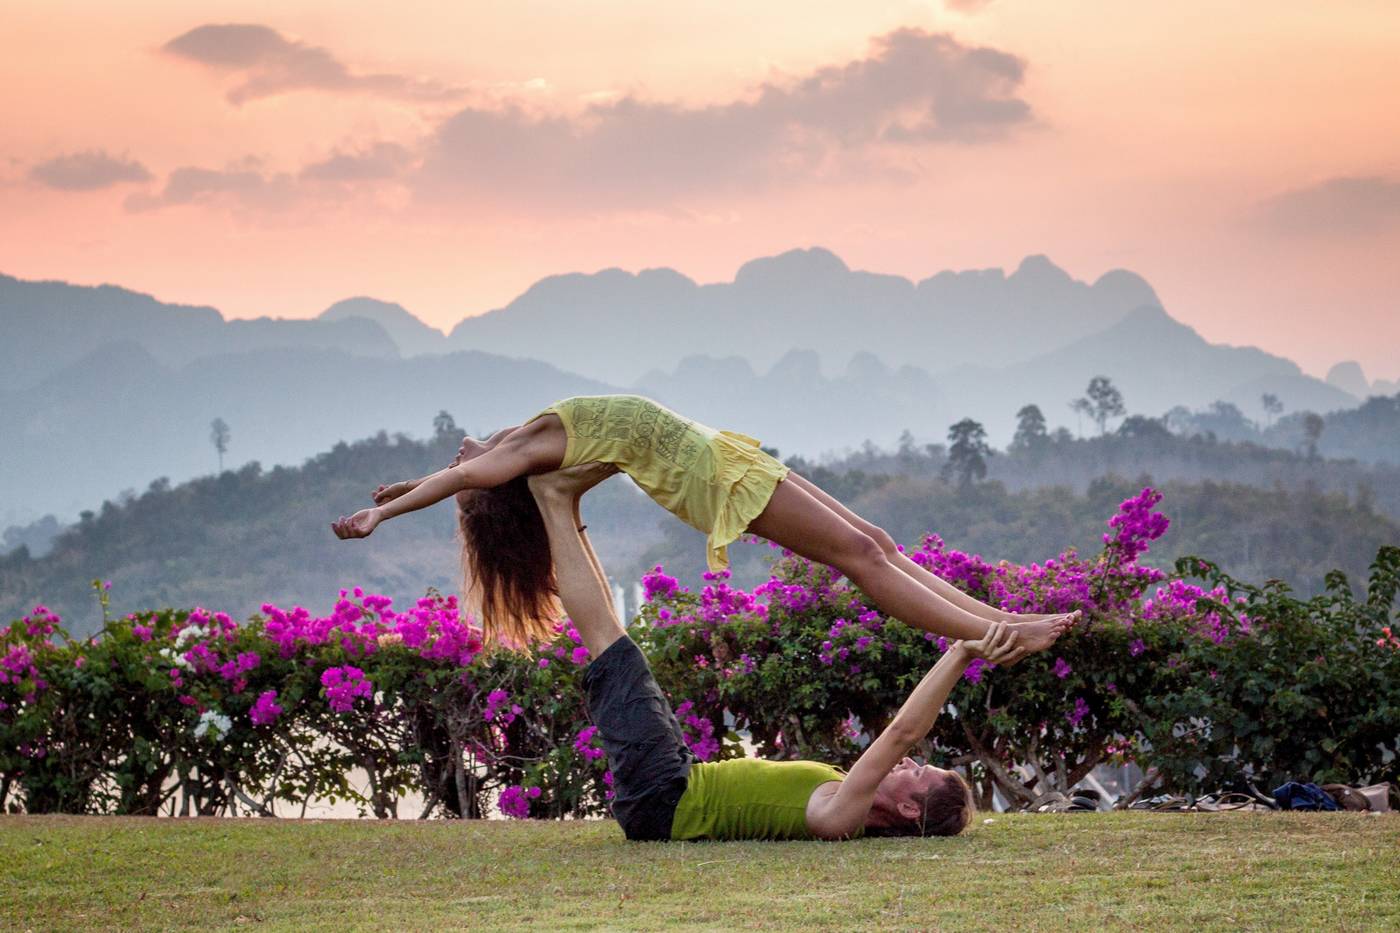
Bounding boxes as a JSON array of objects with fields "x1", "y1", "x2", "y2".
[
  {"x1": 1002, "y1": 611, "x2": 1074, "y2": 624},
  {"x1": 1012, "y1": 612, "x2": 1078, "y2": 655},
  {"x1": 527, "y1": 462, "x2": 620, "y2": 503}
]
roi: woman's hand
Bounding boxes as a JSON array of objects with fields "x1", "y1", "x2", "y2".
[
  {"x1": 956, "y1": 620, "x2": 1023, "y2": 666},
  {"x1": 372, "y1": 481, "x2": 413, "y2": 506},
  {"x1": 331, "y1": 507, "x2": 383, "y2": 540}
]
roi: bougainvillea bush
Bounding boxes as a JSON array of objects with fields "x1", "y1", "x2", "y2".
[{"x1": 2, "y1": 489, "x2": 1396, "y2": 817}]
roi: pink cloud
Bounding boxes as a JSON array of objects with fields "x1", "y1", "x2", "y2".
[{"x1": 161, "y1": 23, "x2": 468, "y2": 106}]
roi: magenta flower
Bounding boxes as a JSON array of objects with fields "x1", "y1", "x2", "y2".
[
  {"x1": 320, "y1": 665, "x2": 372, "y2": 713},
  {"x1": 1103, "y1": 487, "x2": 1170, "y2": 562},
  {"x1": 1053, "y1": 657, "x2": 1072, "y2": 679},
  {"x1": 642, "y1": 565, "x2": 680, "y2": 602},
  {"x1": 498, "y1": 785, "x2": 529, "y2": 819},
  {"x1": 1066, "y1": 696, "x2": 1091, "y2": 727},
  {"x1": 573, "y1": 725, "x2": 606, "y2": 762},
  {"x1": 962, "y1": 658, "x2": 987, "y2": 683},
  {"x1": 249, "y1": 690, "x2": 284, "y2": 725}
]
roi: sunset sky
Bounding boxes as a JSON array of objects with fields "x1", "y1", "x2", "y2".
[{"x1": 4, "y1": 1, "x2": 1398, "y2": 381}]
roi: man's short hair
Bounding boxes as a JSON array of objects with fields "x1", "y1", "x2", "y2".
[
  {"x1": 916, "y1": 770, "x2": 975, "y2": 836},
  {"x1": 863, "y1": 769, "x2": 976, "y2": 838}
]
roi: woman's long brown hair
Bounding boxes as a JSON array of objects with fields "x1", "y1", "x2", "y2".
[{"x1": 456, "y1": 476, "x2": 560, "y2": 646}]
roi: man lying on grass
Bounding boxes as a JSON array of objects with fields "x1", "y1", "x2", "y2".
[{"x1": 529, "y1": 463, "x2": 1038, "y2": 841}]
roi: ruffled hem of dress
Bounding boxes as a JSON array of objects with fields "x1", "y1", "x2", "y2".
[{"x1": 704, "y1": 432, "x2": 789, "y2": 571}]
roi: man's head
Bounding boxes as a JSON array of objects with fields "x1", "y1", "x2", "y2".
[{"x1": 866, "y1": 757, "x2": 975, "y2": 837}]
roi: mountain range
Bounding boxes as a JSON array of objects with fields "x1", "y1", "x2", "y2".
[{"x1": 2, "y1": 250, "x2": 1392, "y2": 528}]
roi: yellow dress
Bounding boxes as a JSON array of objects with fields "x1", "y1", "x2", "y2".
[{"x1": 526, "y1": 395, "x2": 790, "y2": 571}]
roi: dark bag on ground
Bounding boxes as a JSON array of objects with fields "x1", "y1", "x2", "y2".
[
  {"x1": 1321, "y1": 784, "x2": 1372, "y2": 811},
  {"x1": 1271, "y1": 782, "x2": 1339, "y2": 811}
]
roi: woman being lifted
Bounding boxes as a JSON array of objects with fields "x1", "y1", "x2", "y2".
[{"x1": 331, "y1": 394, "x2": 1077, "y2": 649}]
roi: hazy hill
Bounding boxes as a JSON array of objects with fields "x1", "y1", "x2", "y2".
[
  {"x1": 638, "y1": 306, "x2": 1357, "y2": 454},
  {"x1": 2, "y1": 252, "x2": 1389, "y2": 529},
  {"x1": 319, "y1": 297, "x2": 448, "y2": 357},
  {"x1": 447, "y1": 249, "x2": 1164, "y2": 384},
  {"x1": 1, "y1": 341, "x2": 622, "y2": 521},
  {"x1": 0, "y1": 272, "x2": 395, "y2": 393},
  {"x1": 939, "y1": 305, "x2": 1355, "y2": 439}
]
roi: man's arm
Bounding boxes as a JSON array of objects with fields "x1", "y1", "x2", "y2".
[
  {"x1": 527, "y1": 465, "x2": 627, "y2": 657},
  {"x1": 806, "y1": 625, "x2": 1019, "y2": 839},
  {"x1": 572, "y1": 489, "x2": 614, "y2": 598}
]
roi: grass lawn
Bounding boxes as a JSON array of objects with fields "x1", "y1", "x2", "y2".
[{"x1": 2, "y1": 812, "x2": 1397, "y2": 931}]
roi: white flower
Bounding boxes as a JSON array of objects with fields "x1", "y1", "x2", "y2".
[
  {"x1": 194, "y1": 709, "x2": 232, "y2": 740},
  {"x1": 158, "y1": 647, "x2": 194, "y2": 671},
  {"x1": 174, "y1": 623, "x2": 209, "y2": 649}
]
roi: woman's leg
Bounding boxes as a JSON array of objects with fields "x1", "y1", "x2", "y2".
[
  {"x1": 784, "y1": 472, "x2": 1067, "y2": 625},
  {"x1": 746, "y1": 479, "x2": 1068, "y2": 653}
]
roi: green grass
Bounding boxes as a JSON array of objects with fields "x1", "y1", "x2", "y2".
[{"x1": 3, "y1": 813, "x2": 1397, "y2": 931}]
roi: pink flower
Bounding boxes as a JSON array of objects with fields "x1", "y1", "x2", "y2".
[
  {"x1": 642, "y1": 565, "x2": 680, "y2": 602},
  {"x1": 498, "y1": 785, "x2": 533, "y2": 819},
  {"x1": 962, "y1": 658, "x2": 987, "y2": 683},
  {"x1": 1052, "y1": 657, "x2": 1072, "y2": 679},
  {"x1": 1066, "y1": 696, "x2": 1090, "y2": 727},
  {"x1": 250, "y1": 690, "x2": 284, "y2": 725},
  {"x1": 573, "y1": 725, "x2": 606, "y2": 762},
  {"x1": 320, "y1": 665, "x2": 372, "y2": 713}
]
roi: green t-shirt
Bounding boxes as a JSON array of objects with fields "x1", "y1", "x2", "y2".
[{"x1": 670, "y1": 758, "x2": 858, "y2": 841}]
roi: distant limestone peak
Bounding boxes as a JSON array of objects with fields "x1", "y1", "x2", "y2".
[
  {"x1": 320, "y1": 296, "x2": 446, "y2": 355},
  {"x1": 768, "y1": 347, "x2": 824, "y2": 382},
  {"x1": 1325, "y1": 360, "x2": 1369, "y2": 399},
  {"x1": 1091, "y1": 268, "x2": 1161, "y2": 310},
  {"x1": 734, "y1": 247, "x2": 850, "y2": 286},
  {"x1": 845, "y1": 350, "x2": 891, "y2": 381},
  {"x1": 1010, "y1": 254, "x2": 1073, "y2": 287},
  {"x1": 320, "y1": 297, "x2": 440, "y2": 333}
]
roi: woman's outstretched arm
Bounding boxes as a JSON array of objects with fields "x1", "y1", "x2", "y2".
[
  {"x1": 332, "y1": 421, "x2": 565, "y2": 539},
  {"x1": 374, "y1": 426, "x2": 523, "y2": 504}
]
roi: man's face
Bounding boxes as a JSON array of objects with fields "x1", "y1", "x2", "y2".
[{"x1": 877, "y1": 757, "x2": 951, "y2": 817}]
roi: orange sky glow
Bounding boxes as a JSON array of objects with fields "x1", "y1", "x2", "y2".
[{"x1": 3, "y1": 1, "x2": 1398, "y2": 381}]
